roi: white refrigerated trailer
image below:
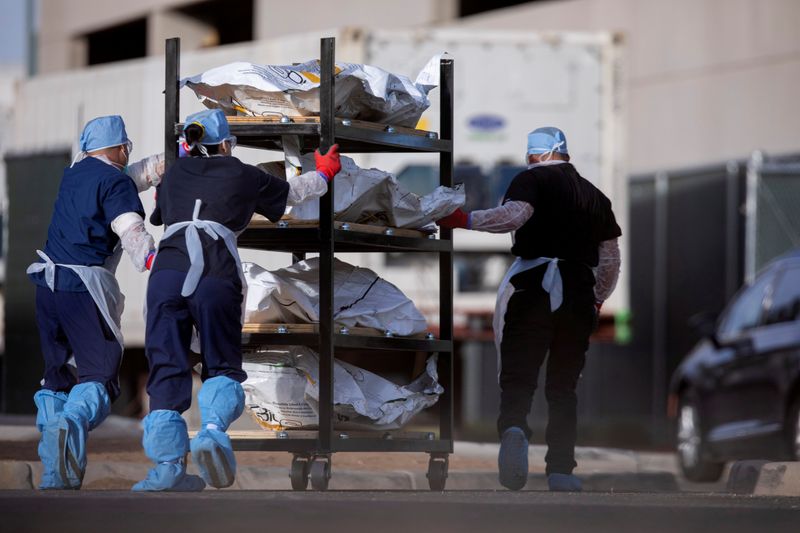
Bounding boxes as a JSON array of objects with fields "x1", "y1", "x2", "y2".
[{"x1": 8, "y1": 27, "x2": 625, "y2": 347}]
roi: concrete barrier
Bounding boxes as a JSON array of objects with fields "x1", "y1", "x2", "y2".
[
  {"x1": 0, "y1": 461, "x2": 34, "y2": 490},
  {"x1": 753, "y1": 462, "x2": 800, "y2": 497},
  {"x1": 726, "y1": 460, "x2": 770, "y2": 494}
]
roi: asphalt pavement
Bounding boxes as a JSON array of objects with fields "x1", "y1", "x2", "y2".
[{"x1": 1, "y1": 490, "x2": 798, "y2": 533}]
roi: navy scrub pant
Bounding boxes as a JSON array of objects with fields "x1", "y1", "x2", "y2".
[
  {"x1": 145, "y1": 269, "x2": 246, "y2": 413},
  {"x1": 35, "y1": 286, "x2": 123, "y2": 401},
  {"x1": 497, "y1": 264, "x2": 597, "y2": 475}
]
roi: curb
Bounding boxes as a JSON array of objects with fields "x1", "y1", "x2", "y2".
[{"x1": 0, "y1": 459, "x2": 678, "y2": 492}]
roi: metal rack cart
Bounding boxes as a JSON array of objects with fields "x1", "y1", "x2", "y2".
[{"x1": 164, "y1": 37, "x2": 454, "y2": 491}]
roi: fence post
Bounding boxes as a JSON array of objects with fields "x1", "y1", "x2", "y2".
[
  {"x1": 652, "y1": 171, "x2": 669, "y2": 437},
  {"x1": 744, "y1": 151, "x2": 763, "y2": 283}
]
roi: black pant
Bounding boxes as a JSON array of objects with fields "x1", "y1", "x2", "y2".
[
  {"x1": 145, "y1": 269, "x2": 246, "y2": 413},
  {"x1": 497, "y1": 264, "x2": 596, "y2": 475},
  {"x1": 35, "y1": 286, "x2": 123, "y2": 401}
]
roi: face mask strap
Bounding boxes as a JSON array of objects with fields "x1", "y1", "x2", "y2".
[{"x1": 70, "y1": 151, "x2": 87, "y2": 168}]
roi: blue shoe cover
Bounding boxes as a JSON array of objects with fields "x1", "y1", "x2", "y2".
[
  {"x1": 55, "y1": 382, "x2": 111, "y2": 489},
  {"x1": 133, "y1": 410, "x2": 205, "y2": 492},
  {"x1": 191, "y1": 429, "x2": 236, "y2": 489},
  {"x1": 132, "y1": 462, "x2": 206, "y2": 492},
  {"x1": 547, "y1": 473, "x2": 583, "y2": 492},
  {"x1": 498, "y1": 427, "x2": 528, "y2": 491},
  {"x1": 33, "y1": 390, "x2": 68, "y2": 490},
  {"x1": 197, "y1": 376, "x2": 245, "y2": 431},
  {"x1": 55, "y1": 415, "x2": 86, "y2": 489},
  {"x1": 190, "y1": 376, "x2": 244, "y2": 489}
]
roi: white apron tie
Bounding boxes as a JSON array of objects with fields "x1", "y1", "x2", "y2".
[
  {"x1": 492, "y1": 256, "x2": 564, "y2": 379},
  {"x1": 27, "y1": 249, "x2": 125, "y2": 349},
  {"x1": 160, "y1": 199, "x2": 246, "y2": 297}
]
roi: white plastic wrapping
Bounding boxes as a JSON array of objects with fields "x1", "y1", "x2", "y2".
[
  {"x1": 285, "y1": 170, "x2": 328, "y2": 206},
  {"x1": 242, "y1": 347, "x2": 443, "y2": 431},
  {"x1": 266, "y1": 154, "x2": 464, "y2": 229},
  {"x1": 243, "y1": 258, "x2": 427, "y2": 337},
  {"x1": 470, "y1": 201, "x2": 533, "y2": 233},
  {"x1": 594, "y1": 237, "x2": 621, "y2": 302},
  {"x1": 126, "y1": 153, "x2": 165, "y2": 192},
  {"x1": 181, "y1": 56, "x2": 441, "y2": 127},
  {"x1": 117, "y1": 219, "x2": 154, "y2": 273}
]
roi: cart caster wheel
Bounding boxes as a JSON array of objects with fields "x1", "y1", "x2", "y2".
[
  {"x1": 427, "y1": 454, "x2": 448, "y2": 491},
  {"x1": 290, "y1": 455, "x2": 310, "y2": 491},
  {"x1": 310, "y1": 456, "x2": 331, "y2": 491}
]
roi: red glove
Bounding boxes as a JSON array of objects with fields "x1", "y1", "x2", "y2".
[
  {"x1": 436, "y1": 208, "x2": 471, "y2": 229},
  {"x1": 145, "y1": 251, "x2": 156, "y2": 271},
  {"x1": 315, "y1": 144, "x2": 341, "y2": 182}
]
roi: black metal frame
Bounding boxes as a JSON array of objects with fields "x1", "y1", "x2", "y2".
[
  {"x1": 237, "y1": 226, "x2": 452, "y2": 253},
  {"x1": 164, "y1": 36, "x2": 454, "y2": 474},
  {"x1": 173, "y1": 121, "x2": 453, "y2": 154}
]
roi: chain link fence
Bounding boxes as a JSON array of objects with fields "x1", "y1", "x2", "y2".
[{"x1": 747, "y1": 154, "x2": 800, "y2": 280}]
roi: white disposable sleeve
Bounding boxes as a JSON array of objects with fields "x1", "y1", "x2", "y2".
[
  {"x1": 594, "y1": 238, "x2": 621, "y2": 302},
  {"x1": 127, "y1": 153, "x2": 166, "y2": 193},
  {"x1": 286, "y1": 171, "x2": 329, "y2": 206},
  {"x1": 469, "y1": 201, "x2": 534, "y2": 233},
  {"x1": 111, "y1": 212, "x2": 155, "y2": 273}
]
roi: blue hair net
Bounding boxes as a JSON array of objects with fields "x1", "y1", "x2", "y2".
[
  {"x1": 183, "y1": 109, "x2": 231, "y2": 145},
  {"x1": 527, "y1": 127, "x2": 569, "y2": 156},
  {"x1": 79, "y1": 115, "x2": 129, "y2": 152}
]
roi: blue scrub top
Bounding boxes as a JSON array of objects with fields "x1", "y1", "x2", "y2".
[
  {"x1": 150, "y1": 156, "x2": 290, "y2": 287},
  {"x1": 29, "y1": 157, "x2": 145, "y2": 292}
]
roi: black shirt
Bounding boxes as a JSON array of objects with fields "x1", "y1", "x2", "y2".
[
  {"x1": 503, "y1": 163, "x2": 621, "y2": 267},
  {"x1": 151, "y1": 156, "x2": 290, "y2": 285}
]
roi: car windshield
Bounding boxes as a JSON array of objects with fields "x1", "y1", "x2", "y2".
[
  {"x1": 764, "y1": 265, "x2": 800, "y2": 325},
  {"x1": 717, "y1": 270, "x2": 773, "y2": 340}
]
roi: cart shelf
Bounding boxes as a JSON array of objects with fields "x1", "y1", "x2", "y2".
[
  {"x1": 239, "y1": 219, "x2": 450, "y2": 253},
  {"x1": 242, "y1": 323, "x2": 452, "y2": 352},
  {"x1": 226, "y1": 430, "x2": 451, "y2": 453},
  {"x1": 175, "y1": 116, "x2": 452, "y2": 154}
]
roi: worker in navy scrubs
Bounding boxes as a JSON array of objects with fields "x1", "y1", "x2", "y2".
[
  {"x1": 437, "y1": 127, "x2": 622, "y2": 492},
  {"x1": 27, "y1": 115, "x2": 165, "y2": 489},
  {"x1": 134, "y1": 109, "x2": 341, "y2": 491}
]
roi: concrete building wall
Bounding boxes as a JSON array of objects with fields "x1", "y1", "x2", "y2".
[
  {"x1": 452, "y1": 0, "x2": 800, "y2": 174},
  {"x1": 38, "y1": 0, "x2": 457, "y2": 73},
  {"x1": 38, "y1": 0, "x2": 195, "y2": 72}
]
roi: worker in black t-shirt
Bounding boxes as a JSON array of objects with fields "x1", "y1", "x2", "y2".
[
  {"x1": 133, "y1": 109, "x2": 341, "y2": 492},
  {"x1": 437, "y1": 127, "x2": 621, "y2": 492}
]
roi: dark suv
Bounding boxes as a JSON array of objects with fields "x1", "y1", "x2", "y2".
[{"x1": 669, "y1": 250, "x2": 800, "y2": 481}]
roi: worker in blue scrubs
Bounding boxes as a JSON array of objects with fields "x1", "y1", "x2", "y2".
[
  {"x1": 27, "y1": 115, "x2": 165, "y2": 489},
  {"x1": 134, "y1": 109, "x2": 341, "y2": 491}
]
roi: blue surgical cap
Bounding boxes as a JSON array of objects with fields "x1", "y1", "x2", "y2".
[
  {"x1": 183, "y1": 109, "x2": 231, "y2": 144},
  {"x1": 79, "y1": 115, "x2": 129, "y2": 152},
  {"x1": 527, "y1": 127, "x2": 569, "y2": 156}
]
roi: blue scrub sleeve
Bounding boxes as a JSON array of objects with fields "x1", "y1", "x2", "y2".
[
  {"x1": 254, "y1": 171, "x2": 290, "y2": 223},
  {"x1": 150, "y1": 185, "x2": 163, "y2": 226},
  {"x1": 103, "y1": 176, "x2": 145, "y2": 223}
]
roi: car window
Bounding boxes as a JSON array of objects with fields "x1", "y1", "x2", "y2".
[
  {"x1": 764, "y1": 266, "x2": 800, "y2": 325},
  {"x1": 717, "y1": 271, "x2": 773, "y2": 339}
]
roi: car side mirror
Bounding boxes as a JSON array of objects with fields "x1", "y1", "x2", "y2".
[{"x1": 689, "y1": 311, "x2": 722, "y2": 349}]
